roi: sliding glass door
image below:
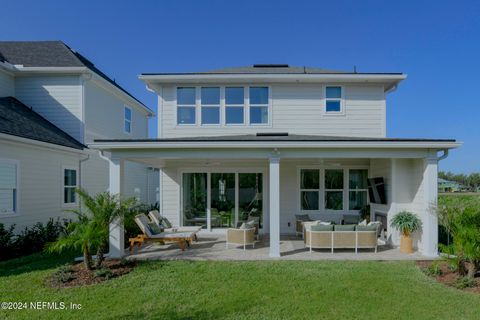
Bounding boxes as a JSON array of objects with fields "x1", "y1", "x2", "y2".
[{"x1": 182, "y1": 171, "x2": 263, "y2": 230}]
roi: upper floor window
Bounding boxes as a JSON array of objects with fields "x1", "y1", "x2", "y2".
[
  {"x1": 225, "y1": 87, "x2": 244, "y2": 124},
  {"x1": 63, "y1": 168, "x2": 78, "y2": 205},
  {"x1": 249, "y1": 87, "x2": 269, "y2": 124},
  {"x1": 0, "y1": 160, "x2": 18, "y2": 215},
  {"x1": 325, "y1": 86, "x2": 343, "y2": 113},
  {"x1": 124, "y1": 106, "x2": 132, "y2": 133},
  {"x1": 201, "y1": 87, "x2": 220, "y2": 125},
  {"x1": 177, "y1": 87, "x2": 196, "y2": 124}
]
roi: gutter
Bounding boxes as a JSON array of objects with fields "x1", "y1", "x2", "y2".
[{"x1": 437, "y1": 149, "x2": 449, "y2": 161}]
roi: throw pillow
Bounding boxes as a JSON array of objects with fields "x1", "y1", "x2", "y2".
[
  {"x1": 310, "y1": 224, "x2": 334, "y2": 231},
  {"x1": 335, "y1": 224, "x2": 356, "y2": 231},
  {"x1": 239, "y1": 222, "x2": 248, "y2": 229},
  {"x1": 359, "y1": 219, "x2": 367, "y2": 226}
]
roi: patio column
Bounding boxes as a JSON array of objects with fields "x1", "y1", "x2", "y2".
[
  {"x1": 108, "y1": 157, "x2": 125, "y2": 258},
  {"x1": 269, "y1": 157, "x2": 280, "y2": 258},
  {"x1": 422, "y1": 154, "x2": 438, "y2": 257}
]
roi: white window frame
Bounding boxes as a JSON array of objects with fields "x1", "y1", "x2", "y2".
[
  {"x1": 0, "y1": 158, "x2": 20, "y2": 216},
  {"x1": 62, "y1": 166, "x2": 78, "y2": 207},
  {"x1": 200, "y1": 86, "x2": 221, "y2": 126},
  {"x1": 176, "y1": 87, "x2": 197, "y2": 126},
  {"x1": 297, "y1": 166, "x2": 369, "y2": 213},
  {"x1": 348, "y1": 169, "x2": 369, "y2": 211},
  {"x1": 225, "y1": 86, "x2": 246, "y2": 126},
  {"x1": 248, "y1": 86, "x2": 271, "y2": 125},
  {"x1": 124, "y1": 105, "x2": 132, "y2": 134},
  {"x1": 324, "y1": 85, "x2": 345, "y2": 116}
]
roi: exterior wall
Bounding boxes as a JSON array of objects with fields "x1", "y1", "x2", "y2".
[
  {"x1": 0, "y1": 68, "x2": 14, "y2": 97},
  {"x1": 83, "y1": 80, "x2": 148, "y2": 142},
  {"x1": 15, "y1": 75, "x2": 83, "y2": 142},
  {"x1": 158, "y1": 84, "x2": 385, "y2": 138},
  {"x1": 0, "y1": 139, "x2": 81, "y2": 231}
]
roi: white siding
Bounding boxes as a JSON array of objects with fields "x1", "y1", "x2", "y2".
[
  {"x1": 0, "y1": 69, "x2": 14, "y2": 97},
  {"x1": 0, "y1": 140, "x2": 81, "y2": 231},
  {"x1": 84, "y1": 80, "x2": 148, "y2": 143},
  {"x1": 159, "y1": 84, "x2": 385, "y2": 138},
  {"x1": 15, "y1": 76, "x2": 83, "y2": 142}
]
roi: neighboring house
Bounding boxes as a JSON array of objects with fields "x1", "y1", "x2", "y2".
[
  {"x1": 438, "y1": 178, "x2": 464, "y2": 193},
  {"x1": 90, "y1": 64, "x2": 461, "y2": 258},
  {"x1": 0, "y1": 41, "x2": 158, "y2": 231}
]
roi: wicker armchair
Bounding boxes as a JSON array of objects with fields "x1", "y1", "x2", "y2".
[{"x1": 226, "y1": 227, "x2": 256, "y2": 250}]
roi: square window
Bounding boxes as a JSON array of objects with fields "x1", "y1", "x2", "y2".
[
  {"x1": 300, "y1": 169, "x2": 319, "y2": 189},
  {"x1": 201, "y1": 87, "x2": 220, "y2": 105},
  {"x1": 250, "y1": 106, "x2": 268, "y2": 124},
  {"x1": 250, "y1": 87, "x2": 268, "y2": 105},
  {"x1": 326, "y1": 86, "x2": 342, "y2": 99},
  {"x1": 177, "y1": 107, "x2": 196, "y2": 124},
  {"x1": 326, "y1": 101, "x2": 341, "y2": 112},
  {"x1": 226, "y1": 87, "x2": 244, "y2": 104},
  {"x1": 325, "y1": 191, "x2": 343, "y2": 210},
  {"x1": 201, "y1": 107, "x2": 220, "y2": 124},
  {"x1": 177, "y1": 87, "x2": 196, "y2": 105},
  {"x1": 226, "y1": 107, "x2": 244, "y2": 124},
  {"x1": 325, "y1": 169, "x2": 343, "y2": 189},
  {"x1": 301, "y1": 191, "x2": 319, "y2": 210}
]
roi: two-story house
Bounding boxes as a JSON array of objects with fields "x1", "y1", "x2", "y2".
[
  {"x1": 90, "y1": 64, "x2": 460, "y2": 258},
  {"x1": 0, "y1": 41, "x2": 158, "y2": 230}
]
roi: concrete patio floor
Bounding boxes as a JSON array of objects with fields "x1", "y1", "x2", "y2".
[{"x1": 127, "y1": 234, "x2": 431, "y2": 261}]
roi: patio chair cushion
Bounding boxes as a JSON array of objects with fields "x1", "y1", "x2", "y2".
[
  {"x1": 335, "y1": 224, "x2": 356, "y2": 231},
  {"x1": 160, "y1": 217, "x2": 173, "y2": 229},
  {"x1": 295, "y1": 214, "x2": 312, "y2": 221},
  {"x1": 356, "y1": 224, "x2": 377, "y2": 231},
  {"x1": 311, "y1": 224, "x2": 333, "y2": 231},
  {"x1": 148, "y1": 222, "x2": 163, "y2": 235}
]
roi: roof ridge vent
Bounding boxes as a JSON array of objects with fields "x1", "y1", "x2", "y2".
[
  {"x1": 256, "y1": 132, "x2": 289, "y2": 136},
  {"x1": 253, "y1": 64, "x2": 289, "y2": 68}
]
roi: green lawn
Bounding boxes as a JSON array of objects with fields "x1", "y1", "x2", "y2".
[{"x1": 1, "y1": 254, "x2": 480, "y2": 319}]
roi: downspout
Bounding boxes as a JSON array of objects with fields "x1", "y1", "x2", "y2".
[{"x1": 78, "y1": 153, "x2": 90, "y2": 211}]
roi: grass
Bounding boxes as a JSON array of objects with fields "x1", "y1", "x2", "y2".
[
  {"x1": 1, "y1": 255, "x2": 480, "y2": 319},
  {"x1": 439, "y1": 193, "x2": 480, "y2": 209}
]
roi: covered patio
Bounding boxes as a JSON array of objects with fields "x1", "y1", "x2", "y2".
[
  {"x1": 90, "y1": 134, "x2": 460, "y2": 259},
  {"x1": 126, "y1": 234, "x2": 429, "y2": 261}
]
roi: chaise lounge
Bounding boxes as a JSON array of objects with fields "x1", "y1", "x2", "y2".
[{"x1": 148, "y1": 210, "x2": 202, "y2": 240}]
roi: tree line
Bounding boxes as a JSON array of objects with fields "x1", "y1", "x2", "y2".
[{"x1": 439, "y1": 171, "x2": 480, "y2": 190}]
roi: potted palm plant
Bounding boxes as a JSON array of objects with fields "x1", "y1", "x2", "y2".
[{"x1": 390, "y1": 211, "x2": 422, "y2": 254}]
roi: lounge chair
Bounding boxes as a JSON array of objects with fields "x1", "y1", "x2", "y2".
[
  {"x1": 226, "y1": 226, "x2": 256, "y2": 250},
  {"x1": 130, "y1": 214, "x2": 196, "y2": 252},
  {"x1": 148, "y1": 210, "x2": 202, "y2": 240}
]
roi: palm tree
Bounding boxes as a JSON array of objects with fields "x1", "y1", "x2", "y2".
[{"x1": 47, "y1": 189, "x2": 136, "y2": 269}]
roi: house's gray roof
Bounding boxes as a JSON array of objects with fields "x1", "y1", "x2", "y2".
[
  {"x1": 0, "y1": 41, "x2": 151, "y2": 112},
  {"x1": 94, "y1": 133, "x2": 456, "y2": 143},
  {"x1": 141, "y1": 64, "x2": 403, "y2": 76},
  {"x1": 0, "y1": 97, "x2": 85, "y2": 150}
]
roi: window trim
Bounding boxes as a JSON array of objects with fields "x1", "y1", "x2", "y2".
[
  {"x1": 297, "y1": 166, "x2": 369, "y2": 214},
  {"x1": 324, "y1": 85, "x2": 345, "y2": 116},
  {"x1": 62, "y1": 166, "x2": 79, "y2": 207},
  {"x1": 124, "y1": 105, "x2": 132, "y2": 134},
  {"x1": 0, "y1": 158, "x2": 20, "y2": 217}
]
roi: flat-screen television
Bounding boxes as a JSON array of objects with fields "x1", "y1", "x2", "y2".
[{"x1": 367, "y1": 177, "x2": 387, "y2": 204}]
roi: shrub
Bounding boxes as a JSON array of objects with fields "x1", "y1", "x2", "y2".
[
  {"x1": 0, "y1": 219, "x2": 69, "y2": 262},
  {"x1": 424, "y1": 262, "x2": 442, "y2": 277},
  {"x1": 51, "y1": 264, "x2": 76, "y2": 283},
  {"x1": 454, "y1": 276, "x2": 476, "y2": 289},
  {"x1": 94, "y1": 268, "x2": 114, "y2": 280}
]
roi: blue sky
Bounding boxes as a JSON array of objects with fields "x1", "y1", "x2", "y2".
[{"x1": 1, "y1": 0, "x2": 479, "y2": 173}]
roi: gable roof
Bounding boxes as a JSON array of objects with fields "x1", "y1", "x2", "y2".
[
  {"x1": 0, "y1": 97, "x2": 85, "y2": 150},
  {"x1": 0, "y1": 41, "x2": 152, "y2": 113},
  {"x1": 141, "y1": 64, "x2": 403, "y2": 75}
]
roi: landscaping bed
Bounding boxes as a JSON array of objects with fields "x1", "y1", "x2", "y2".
[
  {"x1": 48, "y1": 259, "x2": 136, "y2": 288},
  {"x1": 418, "y1": 260, "x2": 480, "y2": 293}
]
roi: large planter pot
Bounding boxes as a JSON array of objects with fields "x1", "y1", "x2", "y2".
[{"x1": 400, "y1": 234, "x2": 413, "y2": 254}]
